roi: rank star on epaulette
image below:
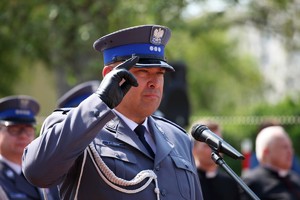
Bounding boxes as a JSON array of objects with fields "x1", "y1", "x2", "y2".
[{"x1": 150, "y1": 27, "x2": 165, "y2": 45}]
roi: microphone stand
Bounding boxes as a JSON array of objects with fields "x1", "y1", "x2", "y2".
[{"x1": 211, "y1": 150, "x2": 260, "y2": 200}]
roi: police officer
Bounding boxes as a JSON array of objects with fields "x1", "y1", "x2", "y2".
[
  {"x1": 22, "y1": 25, "x2": 203, "y2": 200},
  {"x1": 0, "y1": 95, "x2": 59, "y2": 200}
]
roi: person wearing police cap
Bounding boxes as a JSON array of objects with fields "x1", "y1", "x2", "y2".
[
  {"x1": 22, "y1": 25, "x2": 203, "y2": 200},
  {"x1": 0, "y1": 95, "x2": 59, "y2": 200}
]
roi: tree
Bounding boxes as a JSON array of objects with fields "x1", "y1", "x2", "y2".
[
  {"x1": 167, "y1": 12, "x2": 263, "y2": 115},
  {"x1": 0, "y1": 0, "x2": 191, "y2": 96}
]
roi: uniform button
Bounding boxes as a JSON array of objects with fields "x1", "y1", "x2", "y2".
[
  {"x1": 5, "y1": 169, "x2": 14, "y2": 179},
  {"x1": 161, "y1": 189, "x2": 167, "y2": 196},
  {"x1": 155, "y1": 165, "x2": 160, "y2": 171}
]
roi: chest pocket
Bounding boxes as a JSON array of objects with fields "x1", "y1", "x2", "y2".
[
  {"x1": 94, "y1": 141, "x2": 137, "y2": 179},
  {"x1": 171, "y1": 156, "x2": 195, "y2": 200}
]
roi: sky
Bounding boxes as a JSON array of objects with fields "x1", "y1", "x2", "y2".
[
  {"x1": 183, "y1": 0, "x2": 249, "y2": 18},
  {"x1": 183, "y1": 0, "x2": 228, "y2": 18}
]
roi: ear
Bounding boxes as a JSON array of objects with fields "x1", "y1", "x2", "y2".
[
  {"x1": 102, "y1": 65, "x2": 113, "y2": 77},
  {"x1": 262, "y1": 148, "x2": 269, "y2": 158}
]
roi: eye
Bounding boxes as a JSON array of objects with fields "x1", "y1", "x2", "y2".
[
  {"x1": 157, "y1": 71, "x2": 165, "y2": 75},
  {"x1": 156, "y1": 69, "x2": 166, "y2": 77},
  {"x1": 134, "y1": 69, "x2": 148, "y2": 77}
]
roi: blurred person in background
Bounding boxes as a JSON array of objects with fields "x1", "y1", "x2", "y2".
[
  {"x1": 0, "y1": 95, "x2": 59, "y2": 200},
  {"x1": 249, "y1": 120, "x2": 300, "y2": 175},
  {"x1": 192, "y1": 119, "x2": 241, "y2": 200},
  {"x1": 241, "y1": 125, "x2": 300, "y2": 199}
]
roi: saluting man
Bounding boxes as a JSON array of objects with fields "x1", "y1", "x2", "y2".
[{"x1": 22, "y1": 25, "x2": 203, "y2": 200}]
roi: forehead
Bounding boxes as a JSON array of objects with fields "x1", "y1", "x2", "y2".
[{"x1": 270, "y1": 135, "x2": 291, "y2": 147}]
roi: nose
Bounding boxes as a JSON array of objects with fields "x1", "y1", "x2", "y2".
[
  {"x1": 148, "y1": 81, "x2": 155, "y2": 88},
  {"x1": 147, "y1": 76, "x2": 161, "y2": 88}
]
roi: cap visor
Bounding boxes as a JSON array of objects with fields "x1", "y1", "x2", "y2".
[
  {"x1": 0, "y1": 119, "x2": 36, "y2": 126},
  {"x1": 135, "y1": 60, "x2": 175, "y2": 72}
]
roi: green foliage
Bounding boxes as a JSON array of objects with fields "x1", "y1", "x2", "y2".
[
  {"x1": 247, "y1": 96, "x2": 300, "y2": 155},
  {"x1": 187, "y1": 28, "x2": 263, "y2": 115},
  {"x1": 0, "y1": 1, "x2": 42, "y2": 95},
  {"x1": 0, "y1": 0, "x2": 193, "y2": 96}
]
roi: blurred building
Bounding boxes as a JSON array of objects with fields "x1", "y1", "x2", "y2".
[{"x1": 229, "y1": 25, "x2": 300, "y2": 104}]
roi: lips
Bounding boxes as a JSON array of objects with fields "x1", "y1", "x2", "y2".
[
  {"x1": 143, "y1": 92, "x2": 161, "y2": 100},
  {"x1": 145, "y1": 93, "x2": 159, "y2": 98}
]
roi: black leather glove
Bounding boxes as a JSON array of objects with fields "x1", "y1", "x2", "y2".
[{"x1": 96, "y1": 56, "x2": 139, "y2": 108}]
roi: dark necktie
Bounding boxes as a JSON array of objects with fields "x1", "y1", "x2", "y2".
[{"x1": 134, "y1": 125, "x2": 155, "y2": 157}]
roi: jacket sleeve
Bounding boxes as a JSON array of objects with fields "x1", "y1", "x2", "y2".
[
  {"x1": 22, "y1": 94, "x2": 115, "y2": 188},
  {"x1": 189, "y1": 134, "x2": 204, "y2": 200}
]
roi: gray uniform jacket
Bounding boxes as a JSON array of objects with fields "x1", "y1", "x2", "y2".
[{"x1": 22, "y1": 94, "x2": 203, "y2": 200}]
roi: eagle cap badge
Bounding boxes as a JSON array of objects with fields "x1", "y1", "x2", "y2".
[
  {"x1": 150, "y1": 26, "x2": 165, "y2": 45},
  {"x1": 19, "y1": 98, "x2": 30, "y2": 109}
]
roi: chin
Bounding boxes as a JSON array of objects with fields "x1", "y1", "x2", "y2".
[{"x1": 143, "y1": 108, "x2": 157, "y2": 116}]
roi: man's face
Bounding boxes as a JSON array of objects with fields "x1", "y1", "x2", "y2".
[
  {"x1": 193, "y1": 141, "x2": 215, "y2": 168},
  {"x1": 0, "y1": 124, "x2": 35, "y2": 160},
  {"x1": 267, "y1": 136, "x2": 293, "y2": 170},
  {"x1": 116, "y1": 66, "x2": 165, "y2": 122}
]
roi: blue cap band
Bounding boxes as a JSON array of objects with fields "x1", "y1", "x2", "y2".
[
  {"x1": 63, "y1": 94, "x2": 91, "y2": 108},
  {"x1": 0, "y1": 109, "x2": 35, "y2": 121},
  {"x1": 103, "y1": 43, "x2": 165, "y2": 65}
]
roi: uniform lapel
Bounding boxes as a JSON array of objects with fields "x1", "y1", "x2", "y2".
[
  {"x1": 105, "y1": 117, "x2": 154, "y2": 158},
  {"x1": 147, "y1": 117, "x2": 174, "y2": 165}
]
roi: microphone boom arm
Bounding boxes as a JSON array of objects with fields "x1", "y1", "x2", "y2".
[{"x1": 211, "y1": 150, "x2": 260, "y2": 200}]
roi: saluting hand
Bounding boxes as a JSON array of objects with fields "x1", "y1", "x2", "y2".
[{"x1": 96, "y1": 56, "x2": 139, "y2": 108}]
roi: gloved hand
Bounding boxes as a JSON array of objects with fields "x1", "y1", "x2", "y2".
[{"x1": 96, "y1": 56, "x2": 139, "y2": 108}]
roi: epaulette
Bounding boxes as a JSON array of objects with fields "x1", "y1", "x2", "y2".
[
  {"x1": 53, "y1": 107, "x2": 72, "y2": 115},
  {"x1": 152, "y1": 114, "x2": 187, "y2": 134}
]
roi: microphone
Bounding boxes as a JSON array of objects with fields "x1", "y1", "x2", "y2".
[{"x1": 191, "y1": 124, "x2": 244, "y2": 160}]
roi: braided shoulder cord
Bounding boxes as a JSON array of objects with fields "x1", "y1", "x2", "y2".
[{"x1": 87, "y1": 143, "x2": 160, "y2": 199}]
